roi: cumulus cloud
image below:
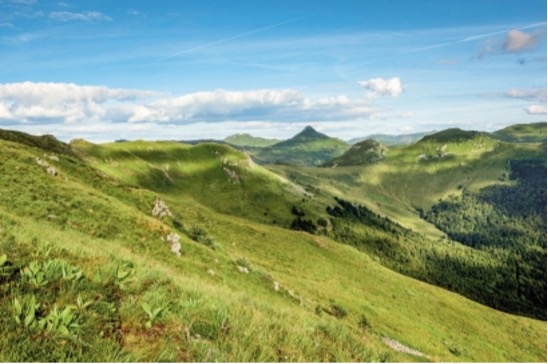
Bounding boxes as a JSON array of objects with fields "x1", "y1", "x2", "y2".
[
  {"x1": 0, "y1": 82, "x2": 377, "y2": 126},
  {"x1": 358, "y1": 77, "x2": 403, "y2": 98},
  {"x1": 49, "y1": 11, "x2": 112, "y2": 22},
  {"x1": 0, "y1": 82, "x2": 158, "y2": 124},
  {"x1": 480, "y1": 29, "x2": 544, "y2": 58},
  {"x1": 525, "y1": 105, "x2": 547, "y2": 115},
  {"x1": 503, "y1": 29, "x2": 540, "y2": 53},
  {"x1": 504, "y1": 88, "x2": 547, "y2": 102}
]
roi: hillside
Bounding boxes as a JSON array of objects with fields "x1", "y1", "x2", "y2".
[
  {"x1": 249, "y1": 126, "x2": 349, "y2": 166},
  {"x1": 349, "y1": 131, "x2": 434, "y2": 146},
  {"x1": 224, "y1": 133, "x2": 281, "y2": 147},
  {"x1": 324, "y1": 139, "x2": 387, "y2": 167},
  {"x1": 491, "y1": 122, "x2": 547, "y2": 142},
  {"x1": 269, "y1": 124, "x2": 546, "y2": 320},
  {"x1": 0, "y1": 128, "x2": 546, "y2": 362}
]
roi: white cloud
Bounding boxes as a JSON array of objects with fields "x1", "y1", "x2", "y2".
[
  {"x1": 0, "y1": 82, "x2": 378, "y2": 126},
  {"x1": 503, "y1": 29, "x2": 540, "y2": 53},
  {"x1": 358, "y1": 77, "x2": 403, "y2": 98},
  {"x1": 504, "y1": 88, "x2": 547, "y2": 102},
  {"x1": 0, "y1": 82, "x2": 158, "y2": 124},
  {"x1": 49, "y1": 11, "x2": 111, "y2": 22},
  {"x1": 525, "y1": 105, "x2": 547, "y2": 115}
]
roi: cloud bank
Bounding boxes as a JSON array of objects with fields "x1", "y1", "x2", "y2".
[{"x1": 0, "y1": 82, "x2": 379, "y2": 126}]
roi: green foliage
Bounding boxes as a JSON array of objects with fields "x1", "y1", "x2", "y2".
[
  {"x1": 327, "y1": 302, "x2": 348, "y2": 319},
  {"x1": 358, "y1": 315, "x2": 371, "y2": 330},
  {"x1": 424, "y1": 158, "x2": 547, "y2": 319},
  {"x1": 114, "y1": 261, "x2": 134, "y2": 285},
  {"x1": 290, "y1": 217, "x2": 317, "y2": 233},
  {"x1": 187, "y1": 225, "x2": 216, "y2": 249},
  {"x1": 141, "y1": 302, "x2": 167, "y2": 329}
]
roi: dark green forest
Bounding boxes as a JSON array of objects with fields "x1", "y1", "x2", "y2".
[
  {"x1": 424, "y1": 158, "x2": 546, "y2": 319},
  {"x1": 321, "y1": 173, "x2": 546, "y2": 319}
]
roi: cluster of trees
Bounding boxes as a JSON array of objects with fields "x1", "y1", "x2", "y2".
[
  {"x1": 424, "y1": 158, "x2": 546, "y2": 319},
  {"x1": 322, "y1": 178, "x2": 546, "y2": 319}
]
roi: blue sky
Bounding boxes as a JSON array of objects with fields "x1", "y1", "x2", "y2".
[{"x1": 0, "y1": 0, "x2": 546, "y2": 141}]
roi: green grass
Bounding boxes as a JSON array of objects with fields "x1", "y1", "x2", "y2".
[
  {"x1": 224, "y1": 133, "x2": 281, "y2": 147},
  {"x1": 492, "y1": 122, "x2": 547, "y2": 142},
  {"x1": 0, "y1": 128, "x2": 546, "y2": 362}
]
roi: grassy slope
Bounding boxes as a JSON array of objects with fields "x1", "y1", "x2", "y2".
[
  {"x1": 325, "y1": 139, "x2": 386, "y2": 167},
  {"x1": 0, "y1": 131, "x2": 545, "y2": 362},
  {"x1": 70, "y1": 139, "x2": 326, "y2": 228},
  {"x1": 492, "y1": 122, "x2": 547, "y2": 142},
  {"x1": 224, "y1": 133, "x2": 281, "y2": 147},
  {"x1": 271, "y1": 131, "x2": 544, "y2": 236}
]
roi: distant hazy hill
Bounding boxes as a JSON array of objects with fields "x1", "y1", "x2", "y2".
[
  {"x1": 491, "y1": 122, "x2": 547, "y2": 142},
  {"x1": 250, "y1": 126, "x2": 349, "y2": 166},
  {"x1": 349, "y1": 131, "x2": 435, "y2": 146},
  {"x1": 224, "y1": 133, "x2": 281, "y2": 147},
  {"x1": 324, "y1": 139, "x2": 387, "y2": 167}
]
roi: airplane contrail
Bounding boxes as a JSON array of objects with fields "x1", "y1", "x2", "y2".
[
  {"x1": 406, "y1": 21, "x2": 546, "y2": 53},
  {"x1": 158, "y1": 13, "x2": 313, "y2": 61}
]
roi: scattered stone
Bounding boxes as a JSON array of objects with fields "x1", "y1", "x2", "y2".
[
  {"x1": 273, "y1": 281, "x2": 280, "y2": 291},
  {"x1": 46, "y1": 166, "x2": 57, "y2": 176},
  {"x1": 382, "y1": 337, "x2": 425, "y2": 357},
  {"x1": 36, "y1": 157, "x2": 58, "y2": 176},
  {"x1": 152, "y1": 198, "x2": 172, "y2": 218},
  {"x1": 223, "y1": 167, "x2": 240, "y2": 184},
  {"x1": 166, "y1": 232, "x2": 181, "y2": 256},
  {"x1": 47, "y1": 214, "x2": 57, "y2": 219},
  {"x1": 47, "y1": 155, "x2": 59, "y2": 162},
  {"x1": 236, "y1": 265, "x2": 249, "y2": 274},
  {"x1": 35, "y1": 157, "x2": 49, "y2": 167},
  {"x1": 207, "y1": 269, "x2": 215, "y2": 276}
]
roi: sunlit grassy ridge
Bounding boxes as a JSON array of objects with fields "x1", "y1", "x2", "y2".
[
  {"x1": 492, "y1": 121, "x2": 547, "y2": 142},
  {"x1": 0, "y1": 128, "x2": 546, "y2": 362},
  {"x1": 224, "y1": 133, "x2": 281, "y2": 147}
]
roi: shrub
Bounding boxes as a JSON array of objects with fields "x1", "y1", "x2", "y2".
[{"x1": 187, "y1": 225, "x2": 216, "y2": 249}]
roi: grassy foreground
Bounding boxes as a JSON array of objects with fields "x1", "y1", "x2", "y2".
[{"x1": 0, "y1": 130, "x2": 546, "y2": 362}]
